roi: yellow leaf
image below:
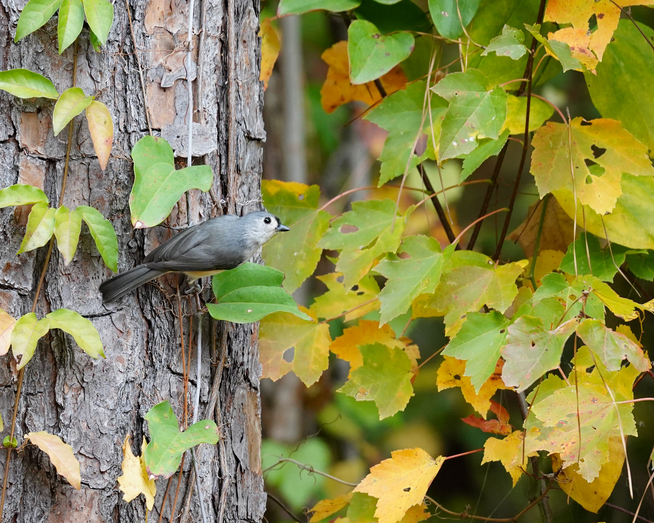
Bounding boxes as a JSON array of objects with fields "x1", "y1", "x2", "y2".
[
  {"x1": 85, "y1": 100, "x2": 113, "y2": 170},
  {"x1": 615, "y1": 324, "x2": 641, "y2": 347},
  {"x1": 320, "y1": 41, "x2": 407, "y2": 114},
  {"x1": 524, "y1": 250, "x2": 565, "y2": 291},
  {"x1": 25, "y1": 431, "x2": 81, "y2": 490},
  {"x1": 589, "y1": 278, "x2": 640, "y2": 321},
  {"x1": 552, "y1": 437, "x2": 625, "y2": 513},
  {"x1": 400, "y1": 503, "x2": 430, "y2": 523},
  {"x1": 548, "y1": 27, "x2": 597, "y2": 70},
  {"x1": 354, "y1": 448, "x2": 443, "y2": 523},
  {"x1": 437, "y1": 356, "x2": 508, "y2": 417},
  {"x1": 309, "y1": 492, "x2": 353, "y2": 523},
  {"x1": 330, "y1": 320, "x2": 419, "y2": 376},
  {"x1": 117, "y1": 435, "x2": 156, "y2": 510},
  {"x1": 482, "y1": 430, "x2": 537, "y2": 486},
  {"x1": 311, "y1": 272, "x2": 380, "y2": 322},
  {"x1": 260, "y1": 18, "x2": 281, "y2": 90},
  {"x1": 0, "y1": 308, "x2": 16, "y2": 357}
]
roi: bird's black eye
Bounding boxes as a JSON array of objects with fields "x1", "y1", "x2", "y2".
[{"x1": 264, "y1": 216, "x2": 272, "y2": 224}]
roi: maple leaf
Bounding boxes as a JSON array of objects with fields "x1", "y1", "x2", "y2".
[
  {"x1": 559, "y1": 233, "x2": 627, "y2": 282},
  {"x1": 375, "y1": 235, "x2": 446, "y2": 325},
  {"x1": 462, "y1": 400, "x2": 512, "y2": 435},
  {"x1": 259, "y1": 18, "x2": 280, "y2": 90},
  {"x1": 116, "y1": 435, "x2": 156, "y2": 510},
  {"x1": 309, "y1": 492, "x2": 352, "y2": 523},
  {"x1": 354, "y1": 448, "x2": 444, "y2": 523},
  {"x1": 482, "y1": 25, "x2": 528, "y2": 60},
  {"x1": 330, "y1": 320, "x2": 419, "y2": 377},
  {"x1": 320, "y1": 41, "x2": 407, "y2": 114},
  {"x1": 259, "y1": 309, "x2": 332, "y2": 386},
  {"x1": 531, "y1": 118, "x2": 654, "y2": 215},
  {"x1": 310, "y1": 272, "x2": 380, "y2": 322},
  {"x1": 501, "y1": 316, "x2": 577, "y2": 392},
  {"x1": 482, "y1": 430, "x2": 537, "y2": 486},
  {"x1": 437, "y1": 356, "x2": 509, "y2": 417},
  {"x1": 339, "y1": 342, "x2": 415, "y2": 419},
  {"x1": 319, "y1": 199, "x2": 411, "y2": 287},
  {"x1": 532, "y1": 273, "x2": 605, "y2": 322},
  {"x1": 544, "y1": 0, "x2": 654, "y2": 68}
]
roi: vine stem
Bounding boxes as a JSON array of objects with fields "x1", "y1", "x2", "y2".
[{"x1": 0, "y1": 40, "x2": 79, "y2": 522}]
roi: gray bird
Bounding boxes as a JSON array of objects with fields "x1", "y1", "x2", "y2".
[{"x1": 99, "y1": 211, "x2": 289, "y2": 303}]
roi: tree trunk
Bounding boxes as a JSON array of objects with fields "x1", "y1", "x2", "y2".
[{"x1": 0, "y1": 0, "x2": 266, "y2": 521}]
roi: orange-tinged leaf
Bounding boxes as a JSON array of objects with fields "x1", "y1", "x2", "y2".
[
  {"x1": 354, "y1": 448, "x2": 443, "y2": 523},
  {"x1": 552, "y1": 437, "x2": 625, "y2": 513},
  {"x1": 320, "y1": 41, "x2": 407, "y2": 113},
  {"x1": 437, "y1": 356, "x2": 509, "y2": 417},
  {"x1": 309, "y1": 492, "x2": 353, "y2": 523},
  {"x1": 259, "y1": 18, "x2": 280, "y2": 90},
  {"x1": 85, "y1": 100, "x2": 113, "y2": 170},
  {"x1": 259, "y1": 309, "x2": 331, "y2": 386},
  {"x1": 482, "y1": 430, "x2": 537, "y2": 486},
  {"x1": 547, "y1": 27, "x2": 597, "y2": 70},
  {"x1": 544, "y1": 0, "x2": 654, "y2": 66},
  {"x1": 25, "y1": 431, "x2": 81, "y2": 489},
  {"x1": 0, "y1": 308, "x2": 16, "y2": 357},
  {"x1": 531, "y1": 118, "x2": 654, "y2": 215},
  {"x1": 462, "y1": 400, "x2": 512, "y2": 435},
  {"x1": 117, "y1": 435, "x2": 156, "y2": 510},
  {"x1": 330, "y1": 320, "x2": 419, "y2": 376}
]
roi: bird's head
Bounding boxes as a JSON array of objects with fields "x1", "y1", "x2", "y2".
[{"x1": 241, "y1": 211, "x2": 290, "y2": 248}]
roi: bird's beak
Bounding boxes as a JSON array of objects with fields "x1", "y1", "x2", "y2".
[{"x1": 277, "y1": 224, "x2": 290, "y2": 232}]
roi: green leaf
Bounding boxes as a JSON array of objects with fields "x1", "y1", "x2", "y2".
[
  {"x1": 626, "y1": 251, "x2": 654, "y2": 281},
  {"x1": 46, "y1": 308, "x2": 104, "y2": 359},
  {"x1": 53, "y1": 87, "x2": 93, "y2": 136},
  {"x1": 586, "y1": 21, "x2": 654, "y2": 153},
  {"x1": 482, "y1": 25, "x2": 527, "y2": 60},
  {"x1": 375, "y1": 235, "x2": 445, "y2": 325},
  {"x1": 459, "y1": 130, "x2": 509, "y2": 181},
  {"x1": 533, "y1": 273, "x2": 605, "y2": 322},
  {"x1": 11, "y1": 313, "x2": 50, "y2": 370},
  {"x1": 57, "y1": 0, "x2": 84, "y2": 53},
  {"x1": 54, "y1": 206, "x2": 82, "y2": 265},
  {"x1": 559, "y1": 233, "x2": 626, "y2": 282},
  {"x1": 338, "y1": 343, "x2": 414, "y2": 419},
  {"x1": 524, "y1": 24, "x2": 582, "y2": 73},
  {"x1": 207, "y1": 263, "x2": 310, "y2": 323},
  {"x1": 431, "y1": 68, "x2": 507, "y2": 161},
  {"x1": 355, "y1": 0, "x2": 431, "y2": 33},
  {"x1": 318, "y1": 199, "x2": 411, "y2": 287},
  {"x1": 14, "y1": 0, "x2": 63, "y2": 42},
  {"x1": 129, "y1": 163, "x2": 213, "y2": 228},
  {"x1": 143, "y1": 401, "x2": 219, "y2": 479},
  {"x1": 278, "y1": 0, "x2": 360, "y2": 15},
  {"x1": 261, "y1": 181, "x2": 331, "y2": 293},
  {"x1": 310, "y1": 273, "x2": 381, "y2": 321},
  {"x1": 76, "y1": 205, "x2": 118, "y2": 272},
  {"x1": 503, "y1": 95, "x2": 553, "y2": 135},
  {"x1": 0, "y1": 184, "x2": 48, "y2": 208},
  {"x1": 429, "y1": 0, "x2": 481, "y2": 39},
  {"x1": 443, "y1": 311, "x2": 510, "y2": 392},
  {"x1": 3, "y1": 436, "x2": 18, "y2": 448},
  {"x1": 88, "y1": 29, "x2": 101, "y2": 52},
  {"x1": 0, "y1": 69, "x2": 59, "y2": 99},
  {"x1": 18, "y1": 203, "x2": 56, "y2": 254},
  {"x1": 347, "y1": 20, "x2": 414, "y2": 85},
  {"x1": 364, "y1": 81, "x2": 447, "y2": 185},
  {"x1": 501, "y1": 316, "x2": 577, "y2": 392},
  {"x1": 82, "y1": 0, "x2": 114, "y2": 45},
  {"x1": 131, "y1": 135, "x2": 174, "y2": 175}
]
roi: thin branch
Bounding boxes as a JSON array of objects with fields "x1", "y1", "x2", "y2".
[
  {"x1": 608, "y1": 1, "x2": 654, "y2": 53},
  {"x1": 262, "y1": 458, "x2": 358, "y2": 486},
  {"x1": 267, "y1": 493, "x2": 305, "y2": 523},
  {"x1": 417, "y1": 163, "x2": 458, "y2": 245}
]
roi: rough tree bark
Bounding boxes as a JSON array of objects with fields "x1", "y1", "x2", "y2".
[{"x1": 0, "y1": 0, "x2": 266, "y2": 521}]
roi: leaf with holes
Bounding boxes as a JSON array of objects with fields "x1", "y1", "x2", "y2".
[
  {"x1": 18, "y1": 203, "x2": 56, "y2": 254},
  {"x1": 143, "y1": 401, "x2": 219, "y2": 479},
  {"x1": 0, "y1": 69, "x2": 58, "y2": 99},
  {"x1": 53, "y1": 87, "x2": 92, "y2": 136},
  {"x1": 310, "y1": 273, "x2": 380, "y2": 322},
  {"x1": 46, "y1": 308, "x2": 104, "y2": 359},
  {"x1": 15, "y1": 0, "x2": 63, "y2": 42},
  {"x1": 25, "y1": 432, "x2": 80, "y2": 489}
]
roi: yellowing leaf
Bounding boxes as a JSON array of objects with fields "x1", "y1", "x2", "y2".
[
  {"x1": 259, "y1": 309, "x2": 331, "y2": 386},
  {"x1": 552, "y1": 437, "x2": 624, "y2": 513},
  {"x1": 309, "y1": 492, "x2": 353, "y2": 523},
  {"x1": 117, "y1": 435, "x2": 156, "y2": 510},
  {"x1": 320, "y1": 41, "x2": 407, "y2": 113},
  {"x1": 260, "y1": 18, "x2": 280, "y2": 90},
  {"x1": 330, "y1": 320, "x2": 419, "y2": 376},
  {"x1": 354, "y1": 448, "x2": 443, "y2": 523},
  {"x1": 544, "y1": 0, "x2": 654, "y2": 67},
  {"x1": 18, "y1": 203, "x2": 56, "y2": 254},
  {"x1": 11, "y1": 313, "x2": 50, "y2": 370},
  {"x1": 85, "y1": 100, "x2": 113, "y2": 170},
  {"x1": 25, "y1": 431, "x2": 81, "y2": 489},
  {"x1": 310, "y1": 273, "x2": 380, "y2": 322},
  {"x1": 339, "y1": 343, "x2": 415, "y2": 419},
  {"x1": 502, "y1": 94, "x2": 554, "y2": 135},
  {"x1": 437, "y1": 356, "x2": 509, "y2": 417},
  {"x1": 531, "y1": 117, "x2": 654, "y2": 215},
  {"x1": 482, "y1": 430, "x2": 537, "y2": 486},
  {"x1": 0, "y1": 309, "x2": 16, "y2": 357},
  {"x1": 54, "y1": 206, "x2": 82, "y2": 265}
]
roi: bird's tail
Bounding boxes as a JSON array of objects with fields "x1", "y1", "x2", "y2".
[{"x1": 99, "y1": 265, "x2": 167, "y2": 303}]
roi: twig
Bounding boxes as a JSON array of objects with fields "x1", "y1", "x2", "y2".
[
  {"x1": 417, "y1": 163, "x2": 458, "y2": 246},
  {"x1": 267, "y1": 493, "x2": 305, "y2": 523},
  {"x1": 608, "y1": 1, "x2": 654, "y2": 53},
  {"x1": 262, "y1": 458, "x2": 358, "y2": 486}
]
